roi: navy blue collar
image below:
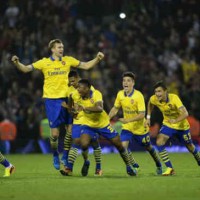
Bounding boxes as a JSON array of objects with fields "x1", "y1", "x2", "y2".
[
  {"x1": 124, "y1": 89, "x2": 134, "y2": 97},
  {"x1": 90, "y1": 90, "x2": 93, "y2": 98},
  {"x1": 166, "y1": 94, "x2": 169, "y2": 103},
  {"x1": 50, "y1": 55, "x2": 62, "y2": 61},
  {"x1": 161, "y1": 93, "x2": 169, "y2": 103}
]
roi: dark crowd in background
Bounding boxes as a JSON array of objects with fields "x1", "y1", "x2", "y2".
[{"x1": 0, "y1": 0, "x2": 200, "y2": 153}]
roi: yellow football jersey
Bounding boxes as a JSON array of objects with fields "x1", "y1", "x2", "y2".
[
  {"x1": 150, "y1": 93, "x2": 190, "y2": 130},
  {"x1": 70, "y1": 86, "x2": 94, "y2": 125},
  {"x1": 32, "y1": 56, "x2": 80, "y2": 98},
  {"x1": 114, "y1": 89, "x2": 149, "y2": 135},
  {"x1": 67, "y1": 85, "x2": 76, "y2": 98},
  {"x1": 72, "y1": 89, "x2": 109, "y2": 128}
]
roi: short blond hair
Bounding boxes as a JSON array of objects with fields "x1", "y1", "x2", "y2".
[{"x1": 48, "y1": 39, "x2": 62, "y2": 50}]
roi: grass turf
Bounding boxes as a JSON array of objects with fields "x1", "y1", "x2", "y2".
[{"x1": 0, "y1": 152, "x2": 200, "y2": 200}]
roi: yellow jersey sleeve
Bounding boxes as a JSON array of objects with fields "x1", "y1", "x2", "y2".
[
  {"x1": 173, "y1": 94, "x2": 184, "y2": 109},
  {"x1": 63, "y1": 56, "x2": 80, "y2": 67},
  {"x1": 32, "y1": 58, "x2": 46, "y2": 70}
]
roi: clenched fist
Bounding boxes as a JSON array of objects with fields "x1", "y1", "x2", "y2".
[
  {"x1": 11, "y1": 55, "x2": 19, "y2": 64},
  {"x1": 96, "y1": 52, "x2": 104, "y2": 61}
]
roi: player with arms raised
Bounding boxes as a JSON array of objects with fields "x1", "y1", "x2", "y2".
[{"x1": 11, "y1": 39, "x2": 104, "y2": 171}]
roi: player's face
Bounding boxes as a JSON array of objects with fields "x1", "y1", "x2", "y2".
[
  {"x1": 77, "y1": 84, "x2": 90, "y2": 98},
  {"x1": 52, "y1": 43, "x2": 64, "y2": 57},
  {"x1": 154, "y1": 87, "x2": 167, "y2": 102},
  {"x1": 69, "y1": 77, "x2": 78, "y2": 88},
  {"x1": 122, "y1": 77, "x2": 135, "y2": 93}
]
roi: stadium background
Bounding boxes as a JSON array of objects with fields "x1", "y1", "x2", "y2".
[{"x1": 0, "y1": 0, "x2": 200, "y2": 154}]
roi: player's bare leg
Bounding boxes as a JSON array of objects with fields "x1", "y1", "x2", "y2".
[{"x1": 50, "y1": 128, "x2": 60, "y2": 170}]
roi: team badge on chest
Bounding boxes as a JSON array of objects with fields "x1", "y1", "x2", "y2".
[
  {"x1": 90, "y1": 99, "x2": 94, "y2": 104},
  {"x1": 61, "y1": 61, "x2": 66, "y2": 65}
]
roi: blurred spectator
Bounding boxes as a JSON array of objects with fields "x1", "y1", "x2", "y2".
[
  {"x1": 0, "y1": 112, "x2": 17, "y2": 154},
  {"x1": 5, "y1": 0, "x2": 20, "y2": 28}
]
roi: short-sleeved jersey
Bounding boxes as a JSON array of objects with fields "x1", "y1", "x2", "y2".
[
  {"x1": 32, "y1": 56, "x2": 80, "y2": 98},
  {"x1": 114, "y1": 89, "x2": 149, "y2": 135},
  {"x1": 69, "y1": 85, "x2": 94, "y2": 125},
  {"x1": 72, "y1": 89, "x2": 109, "y2": 128},
  {"x1": 150, "y1": 93, "x2": 190, "y2": 130}
]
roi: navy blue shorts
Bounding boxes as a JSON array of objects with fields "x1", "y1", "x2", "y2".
[
  {"x1": 121, "y1": 129, "x2": 151, "y2": 146},
  {"x1": 72, "y1": 124, "x2": 99, "y2": 141},
  {"x1": 159, "y1": 125, "x2": 192, "y2": 144},
  {"x1": 81, "y1": 124, "x2": 118, "y2": 140},
  {"x1": 44, "y1": 98, "x2": 73, "y2": 128}
]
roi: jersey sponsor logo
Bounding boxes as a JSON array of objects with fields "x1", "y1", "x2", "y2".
[
  {"x1": 124, "y1": 109, "x2": 137, "y2": 114},
  {"x1": 48, "y1": 71, "x2": 67, "y2": 76}
]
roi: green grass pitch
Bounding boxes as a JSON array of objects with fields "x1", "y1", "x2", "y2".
[{"x1": 0, "y1": 152, "x2": 200, "y2": 200}]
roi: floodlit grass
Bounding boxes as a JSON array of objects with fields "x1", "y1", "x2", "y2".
[{"x1": 0, "y1": 153, "x2": 200, "y2": 200}]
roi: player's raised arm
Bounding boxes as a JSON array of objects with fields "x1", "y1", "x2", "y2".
[
  {"x1": 11, "y1": 55, "x2": 33, "y2": 73},
  {"x1": 77, "y1": 52, "x2": 104, "y2": 70}
]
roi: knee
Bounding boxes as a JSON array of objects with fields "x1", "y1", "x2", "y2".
[
  {"x1": 50, "y1": 135, "x2": 58, "y2": 141},
  {"x1": 156, "y1": 138, "x2": 165, "y2": 146},
  {"x1": 51, "y1": 129, "x2": 59, "y2": 137},
  {"x1": 81, "y1": 141, "x2": 89, "y2": 151},
  {"x1": 66, "y1": 128, "x2": 72, "y2": 134},
  {"x1": 73, "y1": 139, "x2": 80, "y2": 145}
]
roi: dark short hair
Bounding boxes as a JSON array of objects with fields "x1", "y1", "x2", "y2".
[
  {"x1": 78, "y1": 79, "x2": 91, "y2": 88},
  {"x1": 122, "y1": 72, "x2": 136, "y2": 81},
  {"x1": 68, "y1": 70, "x2": 78, "y2": 78},
  {"x1": 48, "y1": 39, "x2": 62, "y2": 50},
  {"x1": 153, "y1": 80, "x2": 167, "y2": 90}
]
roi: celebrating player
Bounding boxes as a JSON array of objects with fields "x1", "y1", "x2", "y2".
[
  {"x1": 60, "y1": 79, "x2": 137, "y2": 176},
  {"x1": 146, "y1": 80, "x2": 200, "y2": 175},
  {"x1": 109, "y1": 72, "x2": 162, "y2": 175},
  {"x1": 61, "y1": 70, "x2": 102, "y2": 176},
  {"x1": 11, "y1": 39, "x2": 104, "y2": 171}
]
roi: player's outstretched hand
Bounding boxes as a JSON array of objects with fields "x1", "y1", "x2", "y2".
[
  {"x1": 96, "y1": 52, "x2": 104, "y2": 61},
  {"x1": 11, "y1": 55, "x2": 19, "y2": 64}
]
